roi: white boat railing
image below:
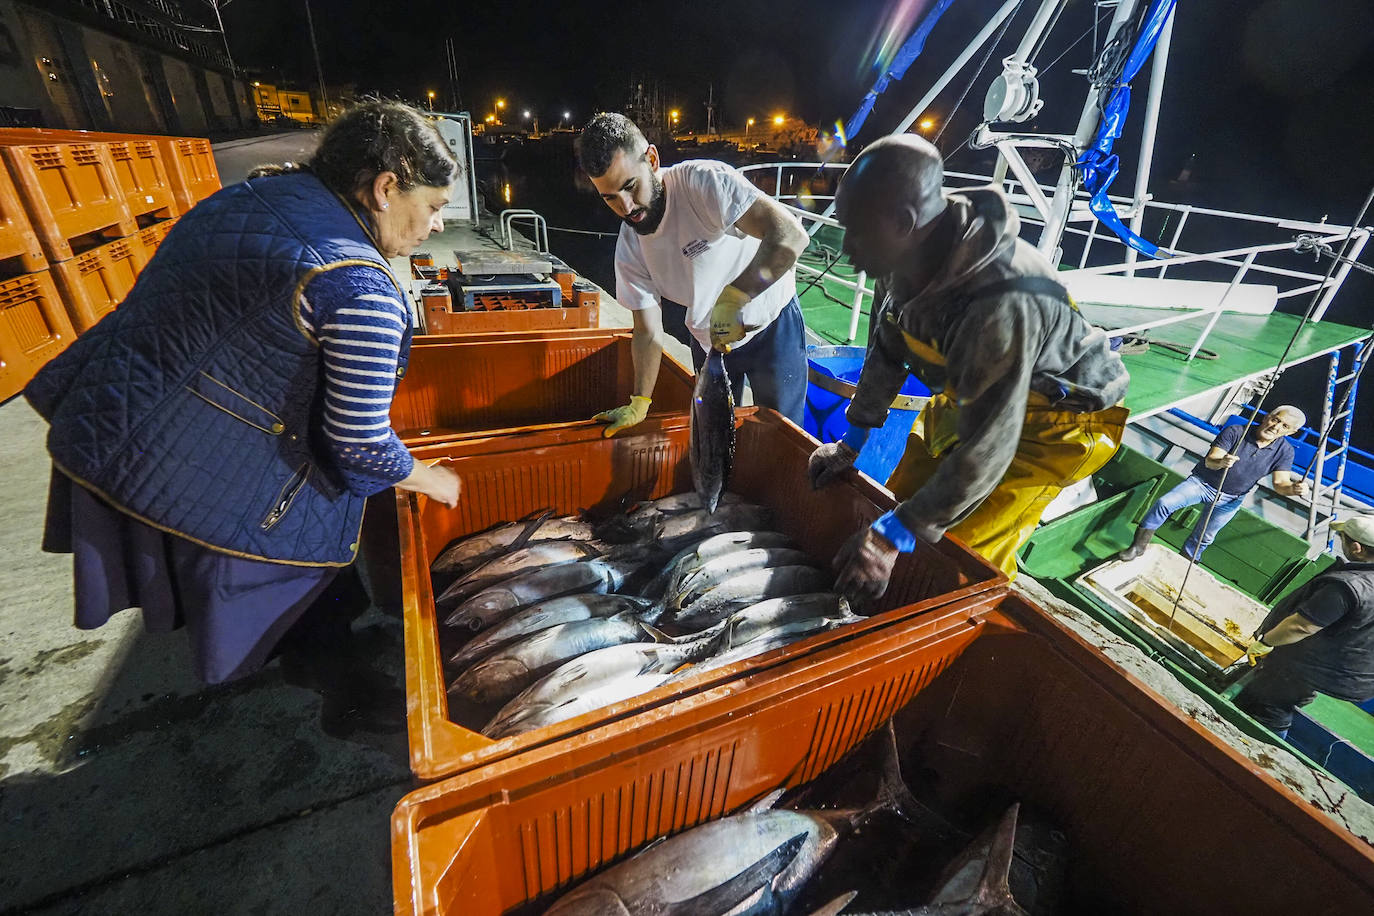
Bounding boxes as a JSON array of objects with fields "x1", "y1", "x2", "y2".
[{"x1": 738, "y1": 162, "x2": 1370, "y2": 355}]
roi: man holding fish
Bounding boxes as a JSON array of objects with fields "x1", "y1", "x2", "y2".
[
  {"x1": 575, "y1": 112, "x2": 812, "y2": 431},
  {"x1": 811, "y1": 135, "x2": 1131, "y2": 591}
]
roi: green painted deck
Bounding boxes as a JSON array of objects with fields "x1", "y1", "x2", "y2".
[{"x1": 796, "y1": 238, "x2": 1369, "y2": 420}]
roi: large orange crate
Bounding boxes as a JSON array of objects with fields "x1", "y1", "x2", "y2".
[
  {"x1": 392, "y1": 591, "x2": 1374, "y2": 915},
  {"x1": 422, "y1": 299, "x2": 599, "y2": 334},
  {"x1": 155, "y1": 136, "x2": 221, "y2": 213},
  {"x1": 52, "y1": 235, "x2": 149, "y2": 332},
  {"x1": 0, "y1": 163, "x2": 44, "y2": 274},
  {"x1": 391, "y1": 329, "x2": 695, "y2": 446},
  {"x1": 137, "y1": 216, "x2": 179, "y2": 258},
  {"x1": 0, "y1": 128, "x2": 178, "y2": 222},
  {"x1": 0, "y1": 270, "x2": 75, "y2": 402},
  {"x1": 0, "y1": 141, "x2": 136, "y2": 262},
  {"x1": 397, "y1": 409, "x2": 1006, "y2": 781}
]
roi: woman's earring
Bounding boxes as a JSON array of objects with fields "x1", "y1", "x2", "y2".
[{"x1": 382, "y1": 202, "x2": 389, "y2": 210}]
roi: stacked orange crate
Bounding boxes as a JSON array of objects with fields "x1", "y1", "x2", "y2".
[
  {"x1": 137, "y1": 216, "x2": 179, "y2": 259},
  {"x1": 0, "y1": 164, "x2": 72, "y2": 401},
  {"x1": 51, "y1": 236, "x2": 150, "y2": 332},
  {"x1": 155, "y1": 136, "x2": 221, "y2": 213}
]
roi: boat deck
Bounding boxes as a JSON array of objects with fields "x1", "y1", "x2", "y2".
[{"x1": 797, "y1": 262, "x2": 1369, "y2": 421}]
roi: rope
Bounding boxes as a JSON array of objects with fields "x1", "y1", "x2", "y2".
[
  {"x1": 1165, "y1": 183, "x2": 1374, "y2": 632},
  {"x1": 545, "y1": 224, "x2": 619, "y2": 239}
]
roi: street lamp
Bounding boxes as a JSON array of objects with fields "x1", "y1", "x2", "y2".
[
  {"x1": 746, "y1": 117, "x2": 754, "y2": 140},
  {"x1": 772, "y1": 113, "x2": 785, "y2": 127},
  {"x1": 562, "y1": 110, "x2": 571, "y2": 128},
  {"x1": 427, "y1": 90, "x2": 435, "y2": 111},
  {"x1": 919, "y1": 118, "x2": 935, "y2": 132}
]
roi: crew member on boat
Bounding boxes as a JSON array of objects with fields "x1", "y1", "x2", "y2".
[
  {"x1": 1116, "y1": 407, "x2": 1310, "y2": 562},
  {"x1": 1237, "y1": 515, "x2": 1374, "y2": 737},
  {"x1": 809, "y1": 134, "x2": 1130, "y2": 591},
  {"x1": 575, "y1": 113, "x2": 811, "y2": 434}
]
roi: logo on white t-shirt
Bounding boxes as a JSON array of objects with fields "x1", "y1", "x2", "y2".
[{"x1": 681, "y1": 239, "x2": 709, "y2": 259}]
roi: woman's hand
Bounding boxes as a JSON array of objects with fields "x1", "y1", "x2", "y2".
[{"x1": 396, "y1": 460, "x2": 460, "y2": 508}]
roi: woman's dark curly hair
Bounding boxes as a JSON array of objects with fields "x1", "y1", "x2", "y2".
[{"x1": 248, "y1": 100, "x2": 460, "y2": 195}]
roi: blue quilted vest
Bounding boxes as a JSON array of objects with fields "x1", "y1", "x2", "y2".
[{"x1": 25, "y1": 172, "x2": 409, "y2": 566}]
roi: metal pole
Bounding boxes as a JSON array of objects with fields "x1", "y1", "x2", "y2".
[
  {"x1": 1037, "y1": 0, "x2": 1145, "y2": 261},
  {"x1": 209, "y1": 0, "x2": 237, "y2": 78},
  {"x1": 1311, "y1": 230, "x2": 1370, "y2": 321},
  {"x1": 848, "y1": 271, "x2": 868, "y2": 343},
  {"x1": 1010, "y1": 0, "x2": 1065, "y2": 63},
  {"x1": 1125, "y1": 9, "x2": 1175, "y2": 276},
  {"x1": 303, "y1": 0, "x2": 329, "y2": 123}
]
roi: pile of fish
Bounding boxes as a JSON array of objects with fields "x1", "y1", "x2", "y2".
[
  {"x1": 543, "y1": 723, "x2": 1050, "y2": 915},
  {"x1": 431, "y1": 493, "x2": 863, "y2": 738}
]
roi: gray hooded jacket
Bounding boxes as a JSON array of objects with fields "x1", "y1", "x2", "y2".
[{"x1": 847, "y1": 187, "x2": 1129, "y2": 541}]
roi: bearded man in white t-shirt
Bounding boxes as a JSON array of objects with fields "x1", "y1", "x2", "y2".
[{"x1": 575, "y1": 112, "x2": 811, "y2": 435}]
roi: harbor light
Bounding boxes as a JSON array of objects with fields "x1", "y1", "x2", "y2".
[
  {"x1": 919, "y1": 118, "x2": 935, "y2": 131},
  {"x1": 427, "y1": 90, "x2": 435, "y2": 111},
  {"x1": 772, "y1": 113, "x2": 785, "y2": 127}
]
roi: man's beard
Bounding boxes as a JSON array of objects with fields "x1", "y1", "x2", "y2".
[{"x1": 622, "y1": 176, "x2": 667, "y2": 235}]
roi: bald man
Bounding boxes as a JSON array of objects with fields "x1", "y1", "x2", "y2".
[
  {"x1": 1117, "y1": 406, "x2": 1311, "y2": 562},
  {"x1": 809, "y1": 135, "x2": 1130, "y2": 595}
]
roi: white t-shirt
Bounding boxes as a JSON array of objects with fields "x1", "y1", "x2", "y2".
[{"x1": 614, "y1": 160, "x2": 797, "y2": 351}]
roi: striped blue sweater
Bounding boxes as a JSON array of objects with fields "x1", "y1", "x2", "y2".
[{"x1": 300, "y1": 266, "x2": 415, "y2": 494}]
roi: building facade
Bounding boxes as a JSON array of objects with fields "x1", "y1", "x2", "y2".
[{"x1": 0, "y1": 0, "x2": 256, "y2": 136}]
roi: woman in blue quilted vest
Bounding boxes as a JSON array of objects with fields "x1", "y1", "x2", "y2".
[{"x1": 27, "y1": 101, "x2": 461, "y2": 736}]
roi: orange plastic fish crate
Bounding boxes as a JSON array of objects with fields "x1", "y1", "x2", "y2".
[
  {"x1": 102, "y1": 137, "x2": 178, "y2": 221},
  {"x1": 0, "y1": 141, "x2": 137, "y2": 262},
  {"x1": 391, "y1": 329, "x2": 694, "y2": 446},
  {"x1": 137, "y1": 217, "x2": 179, "y2": 258},
  {"x1": 0, "y1": 270, "x2": 75, "y2": 402},
  {"x1": 392, "y1": 591, "x2": 1374, "y2": 916},
  {"x1": 0, "y1": 163, "x2": 44, "y2": 275},
  {"x1": 52, "y1": 235, "x2": 149, "y2": 333},
  {"x1": 422, "y1": 299, "x2": 599, "y2": 334},
  {"x1": 155, "y1": 137, "x2": 221, "y2": 213},
  {"x1": 396, "y1": 409, "x2": 1006, "y2": 782}
]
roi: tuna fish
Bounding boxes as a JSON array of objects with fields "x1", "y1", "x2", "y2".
[
  {"x1": 671, "y1": 548, "x2": 817, "y2": 611},
  {"x1": 722, "y1": 593, "x2": 858, "y2": 647},
  {"x1": 690, "y1": 350, "x2": 736, "y2": 515},
  {"x1": 429, "y1": 509, "x2": 553, "y2": 579},
  {"x1": 435, "y1": 540, "x2": 604, "y2": 609},
  {"x1": 447, "y1": 613, "x2": 658, "y2": 705},
  {"x1": 664, "y1": 565, "x2": 833, "y2": 631},
  {"x1": 483, "y1": 673, "x2": 673, "y2": 740},
  {"x1": 657, "y1": 504, "x2": 775, "y2": 543},
  {"x1": 442, "y1": 549, "x2": 660, "y2": 632},
  {"x1": 483, "y1": 629, "x2": 723, "y2": 738},
  {"x1": 447, "y1": 594, "x2": 658, "y2": 669},
  {"x1": 543, "y1": 722, "x2": 919, "y2": 916},
  {"x1": 842, "y1": 805, "x2": 1029, "y2": 916},
  {"x1": 648, "y1": 529, "x2": 796, "y2": 600}
]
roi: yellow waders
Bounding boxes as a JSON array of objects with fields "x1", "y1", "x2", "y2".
[{"x1": 885, "y1": 391, "x2": 1128, "y2": 578}]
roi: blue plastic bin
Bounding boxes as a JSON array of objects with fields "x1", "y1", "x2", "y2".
[{"x1": 803, "y1": 345, "x2": 930, "y2": 485}]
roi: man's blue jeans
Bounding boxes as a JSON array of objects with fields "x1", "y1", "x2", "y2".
[
  {"x1": 1140, "y1": 474, "x2": 1245, "y2": 559},
  {"x1": 691, "y1": 296, "x2": 807, "y2": 425}
]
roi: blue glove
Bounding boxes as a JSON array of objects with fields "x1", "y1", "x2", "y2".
[{"x1": 841, "y1": 425, "x2": 872, "y2": 452}]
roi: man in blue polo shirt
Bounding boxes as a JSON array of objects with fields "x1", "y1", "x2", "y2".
[{"x1": 1118, "y1": 406, "x2": 1310, "y2": 561}]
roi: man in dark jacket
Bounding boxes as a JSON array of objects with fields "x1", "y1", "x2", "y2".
[
  {"x1": 809, "y1": 134, "x2": 1130, "y2": 593},
  {"x1": 1235, "y1": 515, "x2": 1374, "y2": 737}
]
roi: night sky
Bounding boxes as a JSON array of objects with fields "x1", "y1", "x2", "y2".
[{"x1": 225, "y1": 0, "x2": 1374, "y2": 440}]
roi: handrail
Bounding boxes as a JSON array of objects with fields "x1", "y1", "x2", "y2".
[
  {"x1": 741, "y1": 159, "x2": 1369, "y2": 356},
  {"x1": 498, "y1": 208, "x2": 549, "y2": 253}
]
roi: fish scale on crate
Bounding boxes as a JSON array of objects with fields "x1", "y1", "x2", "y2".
[{"x1": 432, "y1": 492, "x2": 867, "y2": 738}]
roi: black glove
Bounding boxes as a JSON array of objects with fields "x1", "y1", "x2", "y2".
[
  {"x1": 808, "y1": 441, "x2": 859, "y2": 489},
  {"x1": 833, "y1": 527, "x2": 899, "y2": 605}
]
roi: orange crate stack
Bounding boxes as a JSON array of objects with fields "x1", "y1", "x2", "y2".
[
  {"x1": 51, "y1": 235, "x2": 150, "y2": 333},
  {"x1": 0, "y1": 141, "x2": 136, "y2": 262},
  {"x1": 0, "y1": 270, "x2": 75, "y2": 402},
  {"x1": 0, "y1": 164, "x2": 45, "y2": 275},
  {"x1": 137, "y1": 216, "x2": 179, "y2": 258},
  {"x1": 102, "y1": 137, "x2": 179, "y2": 223},
  {"x1": 392, "y1": 590, "x2": 1374, "y2": 916},
  {"x1": 395, "y1": 410, "x2": 1005, "y2": 781},
  {"x1": 155, "y1": 137, "x2": 221, "y2": 213}
]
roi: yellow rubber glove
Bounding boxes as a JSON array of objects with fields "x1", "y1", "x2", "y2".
[
  {"x1": 592, "y1": 395, "x2": 652, "y2": 438},
  {"x1": 1245, "y1": 640, "x2": 1273, "y2": 667},
  {"x1": 709, "y1": 285, "x2": 758, "y2": 352}
]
